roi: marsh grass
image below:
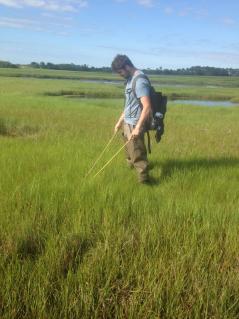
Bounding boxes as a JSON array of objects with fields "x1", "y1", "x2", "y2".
[
  {"x1": 0, "y1": 70, "x2": 238, "y2": 318},
  {"x1": 0, "y1": 118, "x2": 40, "y2": 137}
]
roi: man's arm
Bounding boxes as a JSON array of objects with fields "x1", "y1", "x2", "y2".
[
  {"x1": 114, "y1": 111, "x2": 125, "y2": 133},
  {"x1": 131, "y1": 96, "x2": 151, "y2": 138}
]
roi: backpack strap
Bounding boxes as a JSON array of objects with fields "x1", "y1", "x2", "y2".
[
  {"x1": 131, "y1": 74, "x2": 151, "y2": 101},
  {"x1": 131, "y1": 73, "x2": 152, "y2": 154}
]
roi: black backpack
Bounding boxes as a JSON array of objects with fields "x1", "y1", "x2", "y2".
[{"x1": 132, "y1": 74, "x2": 167, "y2": 152}]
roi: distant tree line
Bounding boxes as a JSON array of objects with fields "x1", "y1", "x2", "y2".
[
  {"x1": 28, "y1": 62, "x2": 239, "y2": 76},
  {"x1": 143, "y1": 66, "x2": 239, "y2": 76},
  {"x1": 29, "y1": 62, "x2": 111, "y2": 73},
  {"x1": 1, "y1": 60, "x2": 239, "y2": 76},
  {"x1": 0, "y1": 61, "x2": 19, "y2": 68}
]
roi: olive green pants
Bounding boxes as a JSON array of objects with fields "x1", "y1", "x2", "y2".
[{"x1": 122, "y1": 123, "x2": 149, "y2": 182}]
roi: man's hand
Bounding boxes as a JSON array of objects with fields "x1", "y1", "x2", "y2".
[
  {"x1": 130, "y1": 126, "x2": 141, "y2": 139},
  {"x1": 114, "y1": 121, "x2": 122, "y2": 133},
  {"x1": 114, "y1": 112, "x2": 124, "y2": 133}
]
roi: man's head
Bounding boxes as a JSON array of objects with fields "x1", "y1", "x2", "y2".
[{"x1": 111, "y1": 54, "x2": 135, "y2": 79}]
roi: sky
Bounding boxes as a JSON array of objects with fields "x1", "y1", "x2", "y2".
[{"x1": 0, "y1": 0, "x2": 238, "y2": 69}]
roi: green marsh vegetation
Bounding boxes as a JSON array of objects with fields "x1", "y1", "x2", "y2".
[{"x1": 0, "y1": 70, "x2": 239, "y2": 318}]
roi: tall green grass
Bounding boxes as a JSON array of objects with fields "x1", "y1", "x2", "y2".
[{"x1": 0, "y1": 71, "x2": 239, "y2": 318}]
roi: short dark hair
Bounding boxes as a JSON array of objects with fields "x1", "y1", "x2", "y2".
[{"x1": 111, "y1": 54, "x2": 134, "y2": 72}]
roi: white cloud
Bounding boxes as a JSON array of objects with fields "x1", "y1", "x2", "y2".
[
  {"x1": 0, "y1": 0, "x2": 21, "y2": 7},
  {"x1": 164, "y1": 6, "x2": 173, "y2": 15},
  {"x1": 162, "y1": 5, "x2": 209, "y2": 20},
  {"x1": 178, "y1": 6, "x2": 192, "y2": 17},
  {"x1": 0, "y1": 17, "x2": 34, "y2": 28},
  {"x1": 115, "y1": 0, "x2": 154, "y2": 7},
  {"x1": 0, "y1": 16, "x2": 72, "y2": 34},
  {"x1": 0, "y1": 0, "x2": 88, "y2": 12},
  {"x1": 136, "y1": 0, "x2": 154, "y2": 8},
  {"x1": 195, "y1": 9, "x2": 208, "y2": 18},
  {"x1": 222, "y1": 17, "x2": 236, "y2": 26},
  {"x1": 23, "y1": 0, "x2": 45, "y2": 7}
]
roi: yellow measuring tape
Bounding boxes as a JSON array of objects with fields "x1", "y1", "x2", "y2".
[
  {"x1": 85, "y1": 131, "x2": 118, "y2": 178},
  {"x1": 93, "y1": 139, "x2": 131, "y2": 178}
]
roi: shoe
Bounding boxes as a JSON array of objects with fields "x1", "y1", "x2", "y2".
[
  {"x1": 140, "y1": 176, "x2": 159, "y2": 185},
  {"x1": 139, "y1": 175, "x2": 150, "y2": 184},
  {"x1": 140, "y1": 179, "x2": 150, "y2": 185},
  {"x1": 126, "y1": 159, "x2": 133, "y2": 169}
]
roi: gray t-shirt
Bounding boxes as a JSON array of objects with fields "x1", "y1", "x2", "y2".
[{"x1": 124, "y1": 70, "x2": 151, "y2": 126}]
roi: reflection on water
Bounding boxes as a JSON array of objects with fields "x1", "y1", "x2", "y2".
[{"x1": 170, "y1": 100, "x2": 239, "y2": 107}]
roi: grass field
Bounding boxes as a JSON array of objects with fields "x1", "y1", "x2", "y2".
[{"x1": 0, "y1": 69, "x2": 239, "y2": 318}]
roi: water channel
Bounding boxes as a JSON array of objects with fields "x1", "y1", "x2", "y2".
[{"x1": 170, "y1": 100, "x2": 239, "y2": 107}]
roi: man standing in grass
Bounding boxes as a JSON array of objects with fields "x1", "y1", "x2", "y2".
[{"x1": 111, "y1": 54, "x2": 151, "y2": 183}]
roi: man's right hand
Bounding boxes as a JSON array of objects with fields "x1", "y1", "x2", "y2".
[{"x1": 114, "y1": 121, "x2": 122, "y2": 133}]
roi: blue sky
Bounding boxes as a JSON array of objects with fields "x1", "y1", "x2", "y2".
[{"x1": 0, "y1": 0, "x2": 238, "y2": 68}]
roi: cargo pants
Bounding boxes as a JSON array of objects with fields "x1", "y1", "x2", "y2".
[{"x1": 122, "y1": 122, "x2": 149, "y2": 182}]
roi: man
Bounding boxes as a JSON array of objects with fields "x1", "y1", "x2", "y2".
[{"x1": 111, "y1": 54, "x2": 152, "y2": 183}]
